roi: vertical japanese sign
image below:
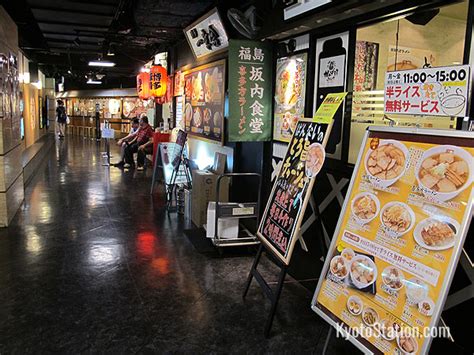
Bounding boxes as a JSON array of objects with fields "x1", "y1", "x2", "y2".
[
  {"x1": 384, "y1": 65, "x2": 470, "y2": 117},
  {"x1": 312, "y1": 127, "x2": 474, "y2": 354},
  {"x1": 258, "y1": 118, "x2": 333, "y2": 265},
  {"x1": 274, "y1": 53, "x2": 308, "y2": 142},
  {"x1": 228, "y1": 40, "x2": 272, "y2": 142}
]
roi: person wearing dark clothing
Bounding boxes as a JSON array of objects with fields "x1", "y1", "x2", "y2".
[
  {"x1": 56, "y1": 100, "x2": 67, "y2": 138},
  {"x1": 123, "y1": 116, "x2": 154, "y2": 170}
]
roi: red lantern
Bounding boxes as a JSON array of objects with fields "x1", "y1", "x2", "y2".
[
  {"x1": 136, "y1": 72, "x2": 150, "y2": 100},
  {"x1": 150, "y1": 65, "x2": 167, "y2": 97}
]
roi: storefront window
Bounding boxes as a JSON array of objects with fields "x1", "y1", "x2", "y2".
[{"x1": 349, "y1": 1, "x2": 468, "y2": 163}]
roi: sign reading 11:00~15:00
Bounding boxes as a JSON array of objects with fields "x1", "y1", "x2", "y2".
[{"x1": 384, "y1": 65, "x2": 470, "y2": 117}]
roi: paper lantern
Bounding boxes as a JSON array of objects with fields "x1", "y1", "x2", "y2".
[
  {"x1": 136, "y1": 72, "x2": 150, "y2": 99},
  {"x1": 150, "y1": 65, "x2": 167, "y2": 97}
]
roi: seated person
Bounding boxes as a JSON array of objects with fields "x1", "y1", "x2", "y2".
[
  {"x1": 113, "y1": 118, "x2": 139, "y2": 167},
  {"x1": 123, "y1": 116, "x2": 154, "y2": 170}
]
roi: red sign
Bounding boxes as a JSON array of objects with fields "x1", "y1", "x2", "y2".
[
  {"x1": 136, "y1": 72, "x2": 150, "y2": 100},
  {"x1": 150, "y1": 65, "x2": 168, "y2": 97}
]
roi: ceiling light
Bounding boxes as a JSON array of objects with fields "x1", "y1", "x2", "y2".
[
  {"x1": 107, "y1": 49, "x2": 115, "y2": 56},
  {"x1": 87, "y1": 79, "x2": 102, "y2": 84},
  {"x1": 88, "y1": 61, "x2": 115, "y2": 67},
  {"x1": 67, "y1": 70, "x2": 72, "y2": 74}
]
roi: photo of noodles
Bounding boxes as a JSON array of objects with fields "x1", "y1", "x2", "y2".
[
  {"x1": 418, "y1": 148, "x2": 470, "y2": 193},
  {"x1": 381, "y1": 202, "x2": 414, "y2": 235},
  {"x1": 305, "y1": 143, "x2": 325, "y2": 178},
  {"x1": 351, "y1": 193, "x2": 379, "y2": 222},
  {"x1": 184, "y1": 103, "x2": 193, "y2": 127},
  {"x1": 366, "y1": 142, "x2": 406, "y2": 181}
]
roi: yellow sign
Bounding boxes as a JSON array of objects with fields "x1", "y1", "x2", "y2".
[
  {"x1": 312, "y1": 128, "x2": 474, "y2": 354},
  {"x1": 313, "y1": 92, "x2": 347, "y2": 124}
]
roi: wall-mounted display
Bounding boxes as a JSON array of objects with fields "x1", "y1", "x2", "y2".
[
  {"x1": 273, "y1": 52, "x2": 308, "y2": 143},
  {"x1": 174, "y1": 71, "x2": 184, "y2": 96},
  {"x1": 184, "y1": 60, "x2": 225, "y2": 144},
  {"x1": 122, "y1": 98, "x2": 153, "y2": 119},
  {"x1": 184, "y1": 8, "x2": 229, "y2": 60},
  {"x1": 312, "y1": 127, "x2": 474, "y2": 355},
  {"x1": 354, "y1": 41, "x2": 379, "y2": 91},
  {"x1": 228, "y1": 39, "x2": 272, "y2": 142},
  {"x1": 313, "y1": 31, "x2": 349, "y2": 159},
  {"x1": 384, "y1": 65, "x2": 470, "y2": 117}
]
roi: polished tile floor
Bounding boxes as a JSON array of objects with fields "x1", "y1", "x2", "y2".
[{"x1": 0, "y1": 136, "x2": 356, "y2": 353}]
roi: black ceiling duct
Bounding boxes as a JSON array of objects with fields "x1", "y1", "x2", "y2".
[{"x1": 406, "y1": 8, "x2": 440, "y2": 26}]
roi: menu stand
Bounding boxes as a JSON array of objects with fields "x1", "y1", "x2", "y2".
[{"x1": 242, "y1": 244, "x2": 288, "y2": 338}]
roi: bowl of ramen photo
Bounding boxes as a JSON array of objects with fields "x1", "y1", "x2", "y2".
[
  {"x1": 351, "y1": 192, "x2": 380, "y2": 224},
  {"x1": 305, "y1": 143, "x2": 325, "y2": 178},
  {"x1": 350, "y1": 255, "x2": 377, "y2": 289},
  {"x1": 413, "y1": 216, "x2": 459, "y2": 251},
  {"x1": 365, "y1": 140, "x2": 408, "y2": 188},
  {"x1": 184, "y1": 103, "x2": 193, "y2": 127},
  {"x1": 329, "y1": 255, "x2": 349, "y2": 280},
  {"x1": 416, "y1": 145, "x2": 473, "y2": 201},
  {"x1": 380, "y1": 202, "x2": 415, "y2": 237}
]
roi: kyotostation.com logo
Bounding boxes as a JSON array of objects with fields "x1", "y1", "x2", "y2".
[{"x1": 334, "y1": 322, "x2": 451, "y2": 350}]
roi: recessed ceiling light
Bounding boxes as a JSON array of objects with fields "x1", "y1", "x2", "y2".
[{"x1": 88, "y1": 61, "x2": 115, "y2": 67}]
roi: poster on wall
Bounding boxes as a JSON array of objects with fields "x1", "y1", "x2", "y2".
[
  {"x1": 313, "y1": 31, "x2": 349, "y2": 159},
  {"x1": 354, "y1": 41, "x2": 379, "y2": 91},
  {"x1": 387, "y1": 45, "x2": 437, "y2": 71},
  {"x1": 123, "y1": 98, "x2": 153, "y2": 119},
  {"x1": 312, "y1": 127, "x2": 474, "y2": 355},
  {"x1": 384, "y1": 65, "x2": 470, "y2": 117},
  {"x1": 184, "y1": 8, "x2": 229, "y2": 60},
  {"x1": 258, "y1": 118, "x2": 333, "y2": 265},
  {"x1": 273, "y1": 52, "x2": 308, "y2": 143},
  {"x1": 184, "y1": 60, "x2": 225, "y2": 144},
  {"x1": 228, "y1": 39, "x2": 272, "y2": 142},
  {"x1": 174, "y1": 71, "x2": 185, "y2": 96}
]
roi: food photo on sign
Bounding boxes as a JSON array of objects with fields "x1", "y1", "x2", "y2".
[{"x1": 312, "y1": 127, "x2": 474, "y2": 355}]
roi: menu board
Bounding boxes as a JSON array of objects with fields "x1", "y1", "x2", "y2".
[
  {"x1": 228, "y1": 39, "x2": 272, "y2": 142},
  {"x1": 384, "y1": 65, "x2": 470, "y2": 117},
  {"x1": 184, "y1": 60, "x2": 225, "y2": 144},
  {"x1": 273, "y1": 53, "x2": 308, "y2": 143},
  {"x1": 160, "y1": 143, "x2": 188, "y2": 185},
  {"x1": 312, "y1": 127, "x2": 474, "y2": 354},
  {"x1": 258, "y1": 118, "x2": 332, "y2": 265}
]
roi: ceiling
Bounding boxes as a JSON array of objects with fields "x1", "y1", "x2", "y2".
[{"x1": 3, "y1": 0, "x2": 216, "y2": 89}]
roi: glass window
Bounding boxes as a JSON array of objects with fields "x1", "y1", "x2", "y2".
[{"x1": 349, "y1": 1, "x2": 468, "y2": 164}]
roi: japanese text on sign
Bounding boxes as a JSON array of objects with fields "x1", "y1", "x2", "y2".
[{"x1": 384, "y1": 65, "x2": 470, "y2": 117}]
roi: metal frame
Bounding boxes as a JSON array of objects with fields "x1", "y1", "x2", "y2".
[
  {"x1": 211, "y1": 173, "x2": 261, "y2": 248},
  {"x1": 311, "y1": 126, "x2": 474, "y2": 354}
]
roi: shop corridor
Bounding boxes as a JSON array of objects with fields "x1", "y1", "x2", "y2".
[{"x1": 0, "y1": 137, "x2": 336, "y2": 353}]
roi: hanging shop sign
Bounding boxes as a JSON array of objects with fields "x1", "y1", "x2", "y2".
[
  {"x1": 150, "y1": 65, "x2": 168, "y2": 97},
  {"x1": 156, "y1": 75, "x2": 173, "y2": 104},
  {"x1": 137, "y1": 72, "x2": 151, "y2": 100},
  {"x1": 314, "y1": 31, "x2": 349, "y2": 159},
  {"x1": 184, "y1": 60, "x2": 225, "y2": 144},
  {"x1": 311, "y1": 127, "x2": 474, "y2": 355},
  {"x1": 313, "y1": 92, "x2": 347, "y2": 124},
  {"x1": 228, "y1": 39, "x2": 272, "y2": 142},
  {"x1": 354, "y1": 41, "x2": 379, "y2": 92},
  {"x1": 184, "y1": 8, "x2": 229, "y2": 60},
  {"x1": 274, "y1": 52, "x2": 308, "y2": 143},
  {"x1": 384, "y1": 65, "x2": 471, "y2": 117},
  {"x1": 258, "y1": 117, "x2": 335, "y2": 265},
  {"x1": 174, "y1": 71, "x2": 185, "y2": 96}
]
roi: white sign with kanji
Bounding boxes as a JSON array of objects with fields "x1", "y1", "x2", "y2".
[{"x1": 384, "y1": 65, "x2": 470, "y2": 117}]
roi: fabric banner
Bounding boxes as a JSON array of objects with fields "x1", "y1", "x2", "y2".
[{"x1": 228, "y1": 39, "x2": 272, "y2": 142}]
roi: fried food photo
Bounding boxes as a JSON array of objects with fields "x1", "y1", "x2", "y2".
[{"x1": 421, "y1": 220, "x2": 455, "y2": 247}]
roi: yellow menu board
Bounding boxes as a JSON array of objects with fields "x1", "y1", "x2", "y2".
[{"x1": 312, "y1": 127, "x2": 474, "y2": 355}]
